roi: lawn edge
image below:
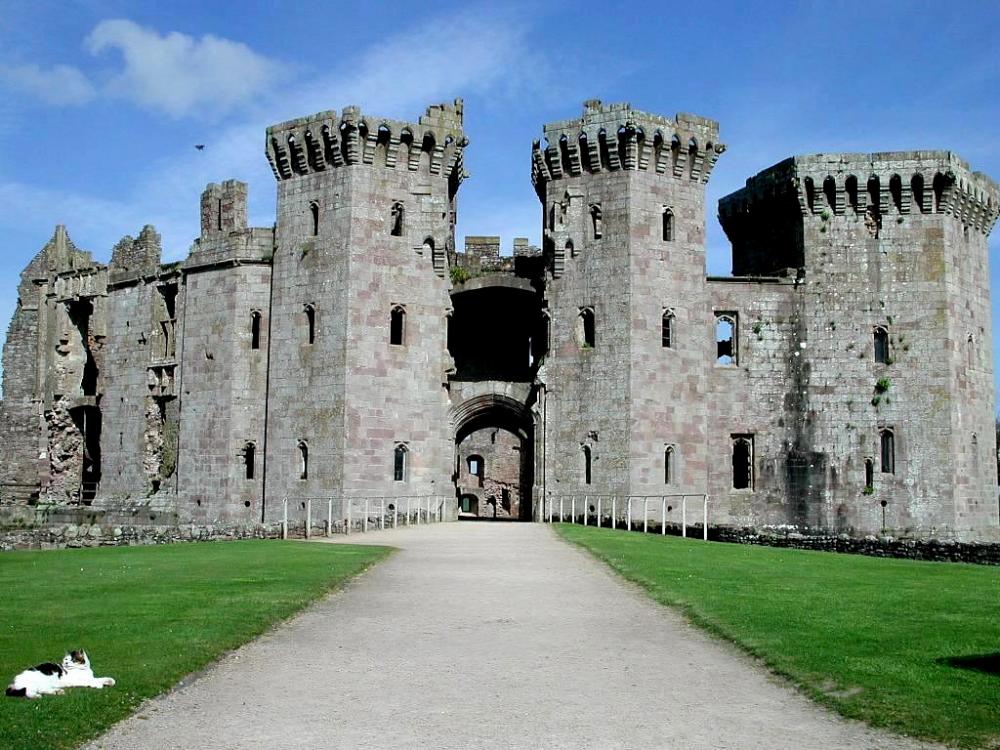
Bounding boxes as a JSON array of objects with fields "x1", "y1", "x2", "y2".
[{"x1": 551, "y1": 524, "x2": 958, "y2": 750}]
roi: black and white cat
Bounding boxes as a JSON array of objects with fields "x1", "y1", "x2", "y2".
[{"x1": 5, "y1": 650, "x2": 115, "y2": 699}]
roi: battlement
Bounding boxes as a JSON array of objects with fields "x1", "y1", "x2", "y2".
[
  {"x1": 531, "y1": 100, "x2": 725, "y2": 196},
  {"x1": 265, "y1": 100, "x2": 467, "y2": 183},
  {"x1": 720, "y1": 151, "x2": 1000, "y2": 236}
]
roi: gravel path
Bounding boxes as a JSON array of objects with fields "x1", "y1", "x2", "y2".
[{"x1": 86, "y1": 522, "x2": 937, "y2": 749}]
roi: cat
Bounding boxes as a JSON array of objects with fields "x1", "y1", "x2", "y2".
[{"x1": 5, "y1": 650, "x2": 115, "y2": 699}]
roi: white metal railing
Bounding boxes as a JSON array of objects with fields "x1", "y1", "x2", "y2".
[
  {"x1": 545, "y1": 493, "x2": 710, "y2": 541},
  {"x1": 279, "y1": 495, "x2": 450, "y2": 539}
]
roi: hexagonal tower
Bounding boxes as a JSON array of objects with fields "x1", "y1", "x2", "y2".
[
  {"x1": 262, "y1": 101, "x2": 466, "y2": 522},
  {"x1": 532, "y1": 100, "x2": 725, "y2": 513}
]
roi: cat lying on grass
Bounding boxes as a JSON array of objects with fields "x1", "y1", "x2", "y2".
[{"x1": 6, "y1": 650, "x2": 115, "y2": 699}]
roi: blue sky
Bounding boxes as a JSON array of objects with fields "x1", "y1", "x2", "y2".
[{"x1": 1, "y1": 0, "x2": 999, "y2": 400}]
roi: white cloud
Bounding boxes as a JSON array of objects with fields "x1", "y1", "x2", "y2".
[
  {"x1": 84, "y1": 19, "x2": 284, "y2": 118},
  {"x1": 0, "y1": 63, "x2": 95, "y2": 105}
]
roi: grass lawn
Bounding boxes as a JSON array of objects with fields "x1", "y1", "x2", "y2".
[
  {"x1": 0, "y1": 540, "x2": 391, "y2": 750},
  {"x1": 556, "y1": 524, "x2": 1000, "y2": 749}
]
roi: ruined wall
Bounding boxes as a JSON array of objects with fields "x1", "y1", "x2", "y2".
[
  {"x1": 456, "y1": 427, "x2": 524, "y2": 518},
  {"x1": 264, "y1": 103, "x2": 462, "y2": 522},
  {"x1": 534, "y1": 101, "x2": 723, "y2": 511}
]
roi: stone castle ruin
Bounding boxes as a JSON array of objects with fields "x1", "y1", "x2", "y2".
[{"x1": 2, "y1": 99, "x2": 998, "y2": 540}]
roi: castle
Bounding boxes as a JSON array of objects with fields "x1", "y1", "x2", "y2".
[{"x1": 2, "y1": 99, "x2": 998, "y2": 541}]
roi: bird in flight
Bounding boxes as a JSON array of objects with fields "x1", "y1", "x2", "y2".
[{"x1": 195, "y1": 144, "x2": 205, "y2": 151}]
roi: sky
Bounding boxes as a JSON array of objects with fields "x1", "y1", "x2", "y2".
[{"x1": 1, "y1": 0, "x2": 999, "y2": 399}]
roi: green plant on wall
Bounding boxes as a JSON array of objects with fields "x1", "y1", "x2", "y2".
[{"x1": 449, "y1": 265, "x2": 471, "y2": 285}]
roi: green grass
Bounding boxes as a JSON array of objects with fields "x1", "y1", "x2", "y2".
[
  {"x1": 556, "y1": 524, "x2": 1000, "y2": 748},
  {"x1": 0, "y1": 540, "x2": 391, "y2": 750}
]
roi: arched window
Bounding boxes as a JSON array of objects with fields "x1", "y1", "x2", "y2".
[
  {"x1": 243, "y1": 442, "x2": 256, "y2": 480},
  {"x1": 879, "y1": 429, "x2": 895, "y2": 474},
  {"x1": 309, "y1": 200, "x2": 319, "y2": 236},
  {"x1": 889, "y1": 174, "x2": 903, "y2": 213},
  {"x1": 298, "y1": 441, "x2": 308, "y2": 480},
  {"x1": 662, "y1": 207, "x2": 674, "y2": 241},
  {"x1": 911, "y1": 174, "x2": 925, "y2": 213},
  {"x1": 873, "y1": 326, "x2": 889, "y2": 364},
  {"x1": 304, "y1": 305, "x2": 315, "y2": 345},
  {"x1": 823, "y1": 176, "x2": 837, "y2": 213},
  {"x1": 589, "y1": 204, "x2": 602, "y2": 239},
  {"x1": 390, "y1": 305, "x2": 406, "y2": 346},
  {"x1": 845, "y1": 175, "x2": 859, "y2": 212},
  {"x1": 582, "y1": 445, "x2": 592, "y2": 485},
  {"x1": 393, "y1": 444, "x2": 408, "y2": 481},
  {"x1": 578, "y1": 307, "x2": 596, "y2": 348},
  {"x1": 661, "y1": 309, "x2": 674, "y2": 348},
  {"x1": 664, "y1": 445, "x2": 675, "y2": 484},
  {"x1": 803, "y1": 177, "x2": 816, "y2": 213},
  {"x1": 250, "y1": 310, "x2": 261, "y2": 350},
  {"x1": 390, "y1": 202, "x2": 404, "y2": 236},
  {"x1": 864, "y1": 458, "x2": 874, "y2": 491},
  {"x1": 732, "y1": 435, "x2": 753, "y2": 490},
  {"x1": 716, "y1": 313, "x2": 737, "y2": 365},
  {"x1": 467, "y1": 454, "x2": 484, "y2": 486}
]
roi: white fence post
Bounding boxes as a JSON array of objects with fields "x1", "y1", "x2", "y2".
[
  {"x1": 559, "y1": 497, "x2": 564, "y2": 523},
  {"x1": 583, "y1": 495, "x2": 589, "y2": 526},
  {"x1": 572, "y1": 497, "x2": 577, "y2": 524},
  {"x1": 597, "y1": 497, "x2": 602, "y2": 528},
  {"x1": 612, "y1": 497, "x2": 616, "y2": 529},
  {"x1": 643, "y1": 498, "x2": 648, "y2": 533},
  {"x1": 305, "y1": 498, "x2": 311, "y2": 539},
  {"x1": 661, "y1": 497, "x2": 666, "y2": 535},
  {"x1": 393, "y1": 502, "x2": 398, "y2": 529},
  {"x1": 346, "y1": 499, "x2": 351, "y2": 535},
  {"x1": 363, "y1": 499, "x2": 369, "y2": 533},
  {"x1": 327, "y1": 498, "x2": 333, "y2": 537},
  {"x1": 282, "y1": 497, "x2": 288, "y2": 539},
  {"x1": 380, "y1": 498, "x2": 385, "y2": 530},
  {"x1": 703, "y1": 494, "x2": 708, "y2": 541},
  {"x1": 626, "y1": 497, "x2": 632, "y2": 531},
  {"x1": 682, "y1": 495, "x2": 687, "y2": 538}
]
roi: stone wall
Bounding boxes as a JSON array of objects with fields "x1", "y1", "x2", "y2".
[{"x1": 0, "y1": 522, "x2": 282, "y2": 551}]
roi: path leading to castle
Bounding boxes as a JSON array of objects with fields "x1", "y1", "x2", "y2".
[{"x1": 86, "y1": 523, "x2": 936, "y2": 750}]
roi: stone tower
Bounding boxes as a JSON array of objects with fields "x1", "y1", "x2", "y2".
[
  {"x1": 262, "y1": 101, "x2": 467, "y2": 522},
  {"x1": 532, "y1": 101, "x2": 725, "y2": 511}
]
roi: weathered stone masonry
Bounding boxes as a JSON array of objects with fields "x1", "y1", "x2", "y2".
[{"x1": 2, "y1": 99, "x2": 998, "y2": 541}]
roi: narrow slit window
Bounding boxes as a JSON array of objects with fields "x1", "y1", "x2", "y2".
[
  {"x1": 298, "y1": 441, "x2": 309, "y2": 480},
  {"x1": 664, "y1": 445, "x2": 674, "y2": 484},
  {"x1": 716, "y1": 313, "x2": 737, "y2": 365},
  {"x1": 590, "y1": 204, "x2": 602, "y2": 239},
  {"x1": 394, "y1": 444, "x2": 407, "y2": 481},
  {"x1": 879, "y1": 429, "x2": 895, "y2": 474},
  {"x1": 732, "y1": 435, "x2": 753, "y2": 490},
  {"x1": 582, "y1": 445, "x2": 592, "y2": 485},
  {"x1": 864, "y1": 458, "x2": 874, "y2": 491},
  {"x1": 250, "y1": 311, "x2": 261, "y2": 350},
  {"x1": 873, "y1": 326, "x2": 889, "y2": 364},
  {"x1": 304, "y1": 305, "x2": 315, "y2": 345},
  {"x1": 390, "y1": 202, "x2": 404, "y2": 237},
  {"x1": 578, "y1": 308, "x2": 596, "y2": 348},
  {"x1": 661, "y1": 310, "x2": 674, "y2": 348},
  {"x1": 309, "y1": 200, "x2": 319, "y2": 236},
  {"x1": 390, "y1": 305, "x2": 406, "y2": 346},
  {"x1": 243, "y1": 442, "x2": 256, "y2": 480},
  {"x1": 662, "y1": 207, "x2": 674, "y2": 241}
]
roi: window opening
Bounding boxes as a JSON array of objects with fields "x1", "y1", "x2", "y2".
[
  {"x1": 583, "y1": 445, "x2": 592, "y2": 485},
  {"x1": 716, "y1": 313, "x2": 737, "y2": 365},
  {"x1": 309, "y1": 200, "x2": 319, "y2": 236},
  {"x1": 662, "y1": 207, "x2": 674, "y2": 241},
  {"x1": 298, "y1": 441, "x2": 308, "y2": 480},
  {"x1": 467, "y1": 454, "x2": 484, "y2": 486},
  {"x1": 394, "y1": 444, "x2": 407, "y2": 481},
  {"x1": 879, "y1": 429, "x2": 895, "y2": 474},
  {"x1": 590, "y1": 204, "x2": 602, "y2": 239},
  {"x1": 664, "y1": 445, "x2": 674, "y2": 484},
  {"x1": 250, "y1": 311, "x2": 261, "y2": 350},
  {"x1": 579, "y1": 308, "x2": 596, "y2": 349},
  {"x1": 732, "y1": 435, "x2": 753, "y2": 490},
  {"x1": 390, "y1": 305, "x2": 406, "y2": 346},
  {"x1": 661, "y1": 310, "x2": 674, "y2": 348},
  {"x1": 873, "y1": 326, "x2": 889, "y2": 364},
  {"x1": 390, "y1": 202, "x2": 404, "y2": 237},
  {"x1": 244, "y1": 442, "x2": 256, "y2": 480},
  {"x1": 304, "y1": 305, "x2": 315, "y2": 345},
  {"x1": 864, "y1": 458, "x2": 874, "y2": 492}
]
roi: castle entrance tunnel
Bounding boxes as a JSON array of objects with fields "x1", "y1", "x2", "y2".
[
  {"x1": 452, "y1": 396, "x2": 534, "y2": 521},
  {"x1": 448, "y1": 280, "x2": 547, "y2": 382}
]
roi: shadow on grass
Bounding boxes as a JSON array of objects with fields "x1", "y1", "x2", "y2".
[{"x1": 939, "y1": 653, "x2": 1000, "y2": 676}]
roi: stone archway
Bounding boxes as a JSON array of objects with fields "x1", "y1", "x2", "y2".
[{"x1": 451, "y1": 393, "x2": 534, "y2": 521}]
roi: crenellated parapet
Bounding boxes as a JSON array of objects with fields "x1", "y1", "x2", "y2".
[
  {"x1": 720, "y1": 151, "x2": 1000, "y2": 237},
  {"x1": 265, "y1": 99, "x2": 468, "y2": 185},
  {"x1": 531, "y1": 99, "x2": 725, "y2": 199}
]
